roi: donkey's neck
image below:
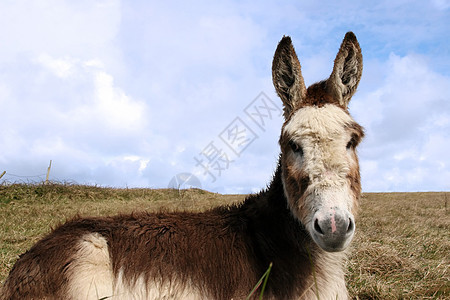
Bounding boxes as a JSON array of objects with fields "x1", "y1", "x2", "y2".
[
  {"x1": 258, "y1": 156, "x2": 298, "y2": 216},
  {"x1": 241, "y1": 157, "x2": 348, "y2": 299},
  {"x1": 238, "y1": 159, "x2": 310, "y2": 297},
  {"x1": 246, "y1": 158, "x2": 305, "y2": 237}
]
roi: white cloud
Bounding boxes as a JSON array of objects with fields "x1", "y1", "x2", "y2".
[
  {"x1": 0, "y1": 0, "x2": 449, "y2": 193},
  {"x1": 0, "y1": 51, "x2": 151, "y2": 185},
  {"x1": 36, "y1": 55, "x2": 75, "y2": 78},
  {"x1": 355, "y1": 53, "x2": 450, "y2": 191},
  {"x1": 91, "y1": 71, "x2": 146, "y2": 131},
  {"x1": 0, "y1": 0, "x2": 121, "y2": 63}
]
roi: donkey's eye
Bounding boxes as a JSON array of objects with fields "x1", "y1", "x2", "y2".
[
  {"x1": 346, "y1": 136, "x2": 358, "y2": 150},
  {"x1": 289, "y1": 140, "x2": 303, "y2": 156}
]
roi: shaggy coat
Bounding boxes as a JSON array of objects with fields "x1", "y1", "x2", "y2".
[{"x1": 1, "y1": 32, "x2": 364, "y2": 300}]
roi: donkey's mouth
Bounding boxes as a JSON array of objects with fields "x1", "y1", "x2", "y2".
[{"x1": 309, "y1": 208, "x2": 355, "y2": 252}]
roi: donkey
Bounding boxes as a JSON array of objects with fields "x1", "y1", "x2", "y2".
[{"x1": 1, "y1": 32, "x2": 363, "y2": 299}]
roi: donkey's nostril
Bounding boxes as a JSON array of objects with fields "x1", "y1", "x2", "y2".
[
  {"x1": 310, "y1": 211, "x2": 355, "y2": 252},
  {"x1": 347, "y1": 218, "x2": 354, "y2": 233},
  {"x1": 314, "y1": 219, "x2": 324, "y2": 235}
]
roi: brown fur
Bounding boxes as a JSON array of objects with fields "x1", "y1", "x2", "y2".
[
  {"x1": 303, "y1": 81, "x2": 345, "y2": 109},
  {"x1": 2, "y1": 168, "x2": 321, "y2": 300},
  {"x1": 346, "y1": 122, "x2": 365, "y2": 214}
]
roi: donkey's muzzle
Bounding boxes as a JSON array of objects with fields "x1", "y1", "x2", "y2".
[{"x1": 310, "y1": 208, "x2": 355, "y2": 252}]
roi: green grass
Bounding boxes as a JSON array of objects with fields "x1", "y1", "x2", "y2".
[{"x1": 0, "y1": 183, "x2": 448, "y2": 299}]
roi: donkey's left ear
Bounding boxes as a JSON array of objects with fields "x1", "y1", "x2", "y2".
[
  {"x1": 327, "y1": 32, "x2": 363, "y2": 108},
  {"x1": 272, "y1": 36, "x2": 307, "y2": 119}
]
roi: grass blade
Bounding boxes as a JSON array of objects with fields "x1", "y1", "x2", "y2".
[{"x1": 246, "y1": 262, "x2": 273, "y2": 300}]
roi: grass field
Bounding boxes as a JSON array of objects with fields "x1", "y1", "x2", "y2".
[{"x1": 0, "y1": 183, "x2": 448, "y2": 299}]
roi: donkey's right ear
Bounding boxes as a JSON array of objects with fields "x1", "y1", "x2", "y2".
[
  {"x1": 272, "y1": 36, "x2": 306, "y2": 119},
  {"x1": 327, "y1": 32, "x2": 363, "y2": 108}
]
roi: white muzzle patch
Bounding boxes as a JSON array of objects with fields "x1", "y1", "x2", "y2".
[{"x1": 307, "y1": 188, "x2": 355, "y2": 252}]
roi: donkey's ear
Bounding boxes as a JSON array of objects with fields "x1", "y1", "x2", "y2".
[
  {"x1": 272, "y1": 36, "x2": 306, "y2": 119},
  {"x1": 327, "y1": 32, "x2": 363, "y2": 108}
]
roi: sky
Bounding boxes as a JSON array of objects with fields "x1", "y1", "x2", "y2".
[{"x1": 0, "y1": 0, "x2": 449, "y2": 194}]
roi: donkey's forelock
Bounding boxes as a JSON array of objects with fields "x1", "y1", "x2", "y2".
[{"x1": 273, "y1": 32, "x2": 363, "y2": 252}]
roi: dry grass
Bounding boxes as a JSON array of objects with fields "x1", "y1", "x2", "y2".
[
  {"x1": 0, "y1": 183, "x2": 448, "y2": 299},
  {"x1": 348, "y1": 192, "x2": 449, "y2": 299}
]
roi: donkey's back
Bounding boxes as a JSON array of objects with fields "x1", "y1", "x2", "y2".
[{"x1": 1, "y1": 209, "x2": 262, "y2": 300}]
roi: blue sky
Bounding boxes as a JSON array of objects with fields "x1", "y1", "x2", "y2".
[{"x1": 0, "y1": 0, "x2": 449, "y2": 193}]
